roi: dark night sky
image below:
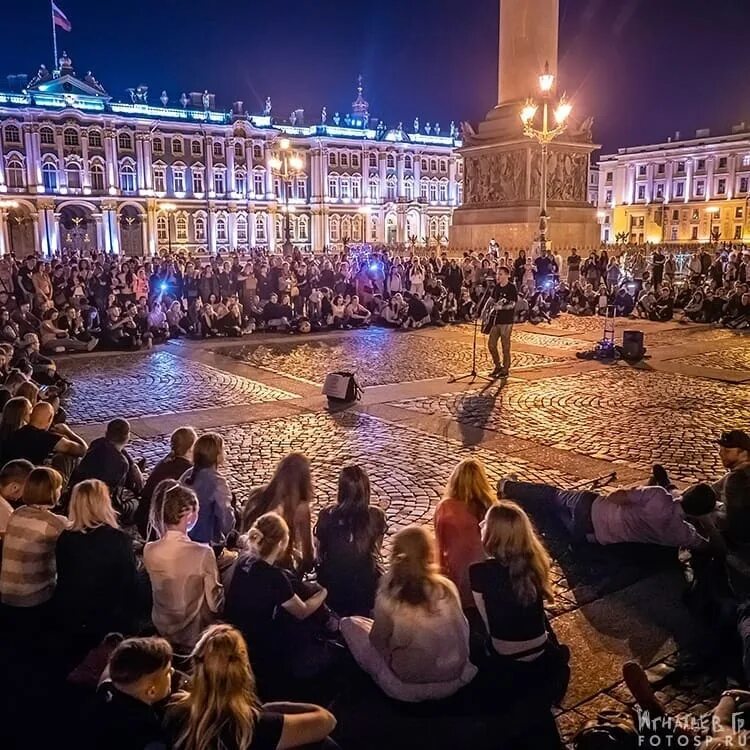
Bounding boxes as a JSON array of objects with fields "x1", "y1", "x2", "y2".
[{"x1": 2, "y1": 0, "x2": 748, "y2": 157}]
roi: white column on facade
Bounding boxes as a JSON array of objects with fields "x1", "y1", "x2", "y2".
[
  {"x1": 47, "y1": 206, "x2": 59, "y2": 256},
  {"x1": 728, "y1": 153, "x2": 737, "y2": 200},
  {"x1": 248, "y1": 207, "x2": 256, "y2": 246},
  {"x1": 81, "y1": 132, "x2": 91, "y2": 191},
  {"x1": 264, "y1": 143, "x2": 274, "y2": 198},
  {"x1": 267, "y1": 212, "x2": 276, "y2": 253},
  {"x1": 55, "y1": 129, "x2": 68, "y2": 190},
  {"x1": 24, "y1": 126, "x2": 38, "y2": 190},
  {"x1": 320, "y1": 147, "x2": 329, "y2": 199},
  {"x1": 0, "y1": 210, "x2": 9, "y2": 256},
  {"x1": 379, "y1": 152, "x2": 387, "y2": 190},
  {"x1": 135, "y1": 134, "x2": 146, "y2": 191},
  {"x1": 207, "y1": 208, "x2": 216, "y2": 254},
  {"x1": 664, "y1": 160, "x2": 673, "y2": 203},
  {"x1": 447, "y1": 158, "x2": 456, "y2": 204},
  {"x1": 104, "y1": 129, "x2": 117, "y2": 192},
  {"x1": 396, "y1": 153, "x2": 405, "y2": 197},
  {"x1": 245, "y1": 142, "x2": 255, "y2": 197},
  {"x1": 684, "y1": 159, "x2": 693, "y2": 203},
  {"x1": 146, "y1": 204, "x2": 157, "y2": 256},
  {"x1": 226, "y1": 137, "x2": 236, "y2": 197},
  {"x1": 93, "y1": 214, "x2": 104, "y2": 253},
  {"x1": 645, "y1": 163, "x2": 654, "y2": 203},
  {"x1": 0, "y1": 131, "x2": 6, "y2": 191},
  {"x1": 205, "y1": 135, "x2": 215, "y2": 197},
  {"x1": 227, "y1": 208, "x2": 237, "y2": 248},
  {"x1": 360, "y1": 147, "x2": 368, "y2": 201},
  {"x1": 705, "y1": 156, "x2": 714, "y2": 201},
  {"x1": 142, "y1": 136, "x2": 153, "y2": 192}
]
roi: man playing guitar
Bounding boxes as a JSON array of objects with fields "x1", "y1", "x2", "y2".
[{"x1": 485, "y1": 266, "x2": 518, "y2": 378}]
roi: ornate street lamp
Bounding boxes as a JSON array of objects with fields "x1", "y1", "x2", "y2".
[
  {"x1": 270, "y1": 137, "x2": 304, "y2": 257},
  {"x1": 161, "y1": 202, "x2": 177, "y2": 254},
  {"x1": 520, "y1": 61, "x2": 572, "y2": 255}
]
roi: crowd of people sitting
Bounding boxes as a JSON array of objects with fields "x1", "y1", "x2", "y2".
[
  {"x1": 0, "y1": 242, "x2": 746, "y2": 361},
  {"x1": 1, "y1": 338, "x2": 750, "y2": 749}
]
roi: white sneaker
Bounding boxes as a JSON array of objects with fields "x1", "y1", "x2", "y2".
[{"x1": 497, "y1": 473, "x2": 518, "y2": 498}]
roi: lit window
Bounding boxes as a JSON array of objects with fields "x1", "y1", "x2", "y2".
[
  {"x1": 153, "y1": 167, "x2": 166, "y2": 193},
  {"x1": 429, "y1": 181, "x2": 438, "y2": 202},
  {"x1": 328, "y1": 175, "x2": 339, "y2": 199},
  {"x1": 42, "y1": 162, "x2": 58, "y2": 190},
  {"x1": 214, "y1": 168, "x2": 226, "y2": 194},
  {"x1": 298, "y1": 216, "x2": 309, "y2": 240},
  {"x1": 340, "y1": 177, "x2": 350, "y2": 199},
  {"x1": 255, "y1": 214, "x2": 267, "y2": 241},
  {"x1": 88, "y1": 130, "x2": 102, "y2": 148},
  {"x1": 194, "y1": 216, "x2": 206, "y2": 241},
  {"x1": 253, "y1": 171, "x2": 264, "y2": 196},
  {"x1": 236, "y1": 215, "x2": 248, "y2": 242},
  {"x1": 717, "y1": 178, "x2": 726, "y2": 195},
  {"x1": 175, "y1": 215, "x2": 188, "y2": 241},
  {"x1": 90, "y1": 163, "x2": 105, "y2": 191},
  {"x1": 3, "y1": 124, "x2": 21, "y2": 144},
  {"x1": 40, "y1": 127, "x2": 55, "y2": 145},
  {"x1": 369, "y1": 179, "x2": 379, "y2": 201},
  {"x1": 351, "y1": 177, "x2": 361, "y2": 200},
  {"x1": 192, "y1": 168, "x2": 204, "y2": 194},
  {"x1": 235, "y1": 172, "x2": 246, "y2": 195},
  {"x1": 172, "y1": 137, "x2": 183, "y2": 155},
  {"x1": 157, "y1": 216, "x2": 168, "y2": 242},
  {"x1": 6, "y1": 158, "x2": 25, "y2": 188},
  {"x1": 63, "y1": 128, "x2": 79, "y2": 147},
  {"x1": 120, "y1": 163, "x2": 136, "y2": 192},
  {"x1": 330, "y1": 216, "x2": 340, "y2": 241},
  {"x1": 439, "y1": 181, "x2": 448, "y2": 201},
  {"x1": 172, "y1": 168, "x2": 185, "y2": 193},
  {"x1": 743, "y1": 155, "x2": 750, "y2": 167},
  {"x1": 66, "y1": 163, "x2": 81, "y2": 189},
  {"x1": 296, "y1": 178, "x2": 307, "y2": 200},
  {"x1": 118, "y1": 132, "x2": 133, "y2": 150},
  {"x1": 216, "y1": 216, "x2": 228, "y2": 242},
  {"x1": 191, "y1": 140, "x2": 202, "y2": 156}
]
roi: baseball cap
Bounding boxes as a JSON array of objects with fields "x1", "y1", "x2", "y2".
[{"x1": 717, "y1": 430, "x2": 750, "y2": 451}]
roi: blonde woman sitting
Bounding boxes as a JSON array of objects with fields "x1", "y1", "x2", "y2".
[{"x1": 341, "y1": 525, "x2": 477, "y2": 703}]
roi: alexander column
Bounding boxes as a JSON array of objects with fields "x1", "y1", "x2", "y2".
[{"x1": 450, "y1": 0, "x2": 599, "y2": 251}]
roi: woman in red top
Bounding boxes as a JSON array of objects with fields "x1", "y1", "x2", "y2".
[{"x1": 434, "y1": 458, "x2": 496, "y2": 608}]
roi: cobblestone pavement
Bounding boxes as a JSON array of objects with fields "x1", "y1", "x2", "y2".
[
  {"x1": 222, "y1": 327, "x2": 567, "y2": 386},
  {"x1": 667, "y1": 345, "x2": 750, "y2": 372},
  {"x1": 647, "y1": 326, "x2": 743, "y2": 347},
  {"x1": 62, "y1": 350, "x2": 297, "y2": 423},
  {"x1": 396, "y1": 367, "x2": 750, "y2": 481}
]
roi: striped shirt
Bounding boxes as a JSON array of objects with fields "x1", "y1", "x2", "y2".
[{"x1": 0, "y1": 506, "x2": 68, "y2": 607}]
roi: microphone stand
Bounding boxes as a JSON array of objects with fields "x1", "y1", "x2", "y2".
[{"x1": 448, "y1": 283, "x2": 495, "y2": 384}]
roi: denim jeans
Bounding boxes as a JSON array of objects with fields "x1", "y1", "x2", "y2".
[
  {"x1": 488, "y1": 323, "x2": 513, "y2": 371},
  {"x1": 503, "y1": 481, "x2": 597, "y2": 541}
]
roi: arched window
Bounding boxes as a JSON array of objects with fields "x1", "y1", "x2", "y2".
[
  {"x1": 340, "y1": 152, "x2": 349, "y2": 167},
  {"x1": 275, "y1": 216, "x2": 283, "y2": 241},
  {"x1": 341, "y1": 216, "x2": 352, "y2": 239},
  {"x1": 369, "y1": 179, "x2": 379, "y2": 201},
  {"x1": 429, "y1": 179, "x2": 438, "y2": 202},
  {"x1": 6, "y1": 157, "x2": 25, "y2": 188},
  {"x1": 63, "y1": 128, "x2": 79, "y2": 147},
  {"x1": 213, "y1": 141, "x2": 224, "y2": 157},
  {"x1": 329, "y1": 215, "x2": 340, "y2": 241},
  {"x1": 42, "y1": 161, "x2": 58, "y2": 191},
  {"x1": 234, "y1": 142, "x2": 244, "y2": 159},
  {"x1": 351, "y1": 174, "x2": 362, "y2": 200},
  {"x1": 421, "y1": 158, "x2": 428, "y2": 170},
  {"x1": 328, "y1": 152, "x2": 337, "y2": 167},
  {"x1": 194, "y1": 215, "x2": 207, "y2": 242},
  {"x1": 171, "y1": 137, "x2": 184, "y2": 155},
  {"x1": 439, "y1": 216, "x2": 450, "y2": 236},
  {"x1": 298, "y1": 215, "x2": 309, "y2": 241},
  {"x1": 66, "y1": 162, "x2": 81, "y2": 189},
  {"x1": 235, "y1": 170, "x2": 246, "y2": 196},
  {"x1": 3, "y1": 124, "x2": 20, "y2": 144},
  {"x1": 352, "y1": 215, "x2": 362, "y2": 241},
  {"x1": 404, "y1": 178, "x2": 414, "y2": 201},
  {"x1": 213, "y1": 167, "x2": 226, "y2": 195},
  {"x1": 386, "y1": 176, "x2": 397, "y2": 201},
  {"x1": 370, "y1": 216, "x2": 378, "y2": 241},
  {"x1": 253, "y1": 144, "x2": 262, "y2": 159},
  {"x1": 175, "y1": 214, "x2": 188, "y2": 241},
  {"x1": 172, "y1": 165, "x2": 186, "y2": 194},
  {"x1": 386, "y1": 153, "x2": 396, "y2": 169},
  {"x1": 369, "y1": 152, "x2": 378, "y2": 168},
  {"x1": 236, "y1": 214, "x2": 248, "y2": 243},
  {"x1": 90, "y1": 162, "x2": 105, "y2": 191},
  {"x1": 404, "y1": 155, "x2": 413, "y2": 170},
  {"x1": 40, "y1": 127, "x2": 55, "y2": 145},
  {"x1": 420, "y1": 178, "x2": 429, "y2": 201},
  {"x1": 255, "y1": 213, "x2": 267, "y2": 241},
  {"x1": 191, "y1": 166, "x2": 204, "y2": 194},
  {"x1": 439, "y1": 159, "x2": 448, "y2": 173},
  {"x1": 152, "y1": 137, "x2": 164, "y2": 153},
  {"x1": 153, "y1": 165, "x2": 166, "y2": 193},
  {"x1": 156, "y1": 216, "x2": 168, "y2": 242},
  {"x1": 120, "y1": 162, "x2": 136, "y2": 192},
  {"x1": 118, "y1": 131, "x2": 133, "y2": 151},
  {"x1": 191, "y1": 139, "x2": 203, "y2": 156},
  {"x1": 216, "y1": 215, "x2": 228, "y2": 242},
  {"x1": 429, "y1": 217, "x2": 439, "y2": 237},
  {"x1": 88, "y1": 129, "x2": 102, "y2": 148},
  {"x1": 328, "y1": 174, "x2": 339, "y2": 199},
  {"x1": 340, "y1": 176, "x2": 351, "y2": 199},
  {"x1": 253, "y1": 169, "x2": 265, "y2": 197},
  {"x1": 439, "y1": 179, "x2": 449, "y2": 202}
]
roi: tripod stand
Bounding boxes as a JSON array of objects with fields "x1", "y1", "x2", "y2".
[{"x1": 448, "y1": 286, "x2": 495, "y2": 384}]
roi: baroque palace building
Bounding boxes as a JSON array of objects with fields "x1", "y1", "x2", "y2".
[
  {"x1": 0, "y1": 53, "x2": 462, "y2": 257},
  {"x1": 597, "y1": 125, "x2": 750, "y2": 245}
]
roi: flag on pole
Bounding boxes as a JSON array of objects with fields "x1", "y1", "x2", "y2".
[{"x1": 52, "y1": 2, "x2": 72, "y2": 32}]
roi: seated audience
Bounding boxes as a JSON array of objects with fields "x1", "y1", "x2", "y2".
[
  {"x1": 0, "y1": 396, "x2": 32, "y2": 462},
  {"x1": 470, "y1": 503, "x2": 569, "y2": 701},
  {"x1": 137, "y1": 426, "x2": 197, "y2": 537},
  {"x1": 180, "y1": 432, "x2": 235, "y2": 548},
  {"x1": 225, "y1": 512, "x2": 332, "y2": 691},
  {"x1": 242, "y1": 452, "x2": 315, "y2": 575},
  {"x1": 434, "y1": 458, "x2": 496, "y2": 609},
  {"x1": 54, "y1": 479, "x2": 140, "y2": 655},
  {"x1": 0, "y1": 466, "x2": 66, "y2": 611},
  {"x1": 165, "y1": 624, "x2": 337, "y2": 750},
  {"x1": 340, "y1": 525, "x2": 477, "y2": 702},
  {"x1": 0, "y1": 459, "x2": 33, "y2": 537},
  {"x1": 143, "y1": 481, "x2": 224, "y2": 650},
  {"x1": 315, "y1": 465, "x2": 387, "y2": 616},
  {"x1": 89, "y1": 636, "x2": 174, "y2": 750}
]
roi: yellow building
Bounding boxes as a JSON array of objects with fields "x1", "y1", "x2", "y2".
[{"x1": 597, "y1": 126, "x2": 750, "y2": 244}]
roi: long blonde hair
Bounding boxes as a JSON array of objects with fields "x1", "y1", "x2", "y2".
[
  {"x1": 68, "y1": 479, "x2": 119, "y2": 532},
  {"x1": 444, "y1": 458, "x2": 496, "y2": 520},
  {"x1": 169, "y1": 624, "x2": 260, "y2": 750},
  {"x1": 481, "y1": 503, "x2": 554, "y2": 606},
  {"x1": 380, "y1": 525, "x2": 449, "y2": 608}
]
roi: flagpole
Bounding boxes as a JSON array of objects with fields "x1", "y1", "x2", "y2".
[{"x1": 51, "y1": 0, "x2": 59, "y2": 71}]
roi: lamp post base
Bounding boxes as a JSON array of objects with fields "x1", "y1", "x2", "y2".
[{"x1": 282, "y1": 239, "x2": 294, "y2": 258}]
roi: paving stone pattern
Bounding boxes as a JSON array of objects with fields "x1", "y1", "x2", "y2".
[
  {"x1": 62, "y1": 350, "x2": 297, "y2": 423},
  {"x1": 224, "y1": 328, "x2": 567, "y2": 386},
  {"x1": 668, "y1": 345, "x2": 750, "y2": 372},
  {"x1": 396, "y1": 367, "x2": 750, "y2": 481}
]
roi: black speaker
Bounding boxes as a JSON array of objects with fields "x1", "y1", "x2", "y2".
[{"x1": 621, "y1": 330, "x2": 645, "y2": 361}]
